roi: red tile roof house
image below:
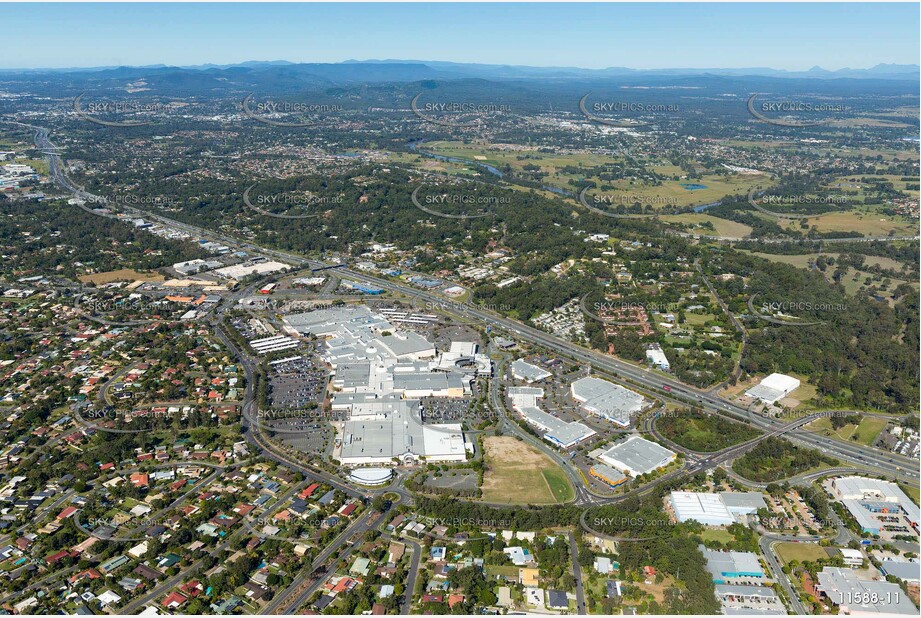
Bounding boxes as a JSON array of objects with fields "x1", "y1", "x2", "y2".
[
  {"x1": 339, "y1": 502, "x2": 357, "y2": 517},
  {"x1": 233, "y1": 503, "x2": 255, "y2": 516},
  {"x1": 46, "y1": 550, "x2": 71, "y2": 565},
  {"x1": 69, "y1": 568, "x2": 101, "y2": 584},
  {"x1": 330, "y1": 577, "x2": 359, "y2": 594},
  {"x1": 300, "y1": 483, "x2": 321, "y2": 499},
  {"x1": 179, "y1": 581, "x2": 203, "y2": 598},
  {"x1": 162, "y1": 591, "x2": 188, "y2": 609},
  {"x1": 56, "y1": 506, "x2": 78, "y2": 520}
]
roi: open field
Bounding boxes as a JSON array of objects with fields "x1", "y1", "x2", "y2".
[
  {"x1": 835, "y1": 117, "x2": 914, "y2": 129},
  {"x1": 423, "y1": 140, "x2": 772, "y2": 209},
  {"x1": 774, "y1": 542, "x2": 830, "y2": 565},
  {"x1": 829, "y1": 174, "x2": 921, "y2": 200},
  {"x1": 604, "y1": 168, "x2": 771, "y2": 208},
  {"x1": 0, "y1": 138, "x2": 26, "y2": 149},
  {"x1": 680, "y1": 311, "x2": 718, "y2": 327},
  {"x1": 698, "y1": 529, "x2": 734, "y2": 544},
  {"x1": 805, "y1": 415, "x2": 888, "y2": 446},
  {"x1": 837, "y1": 266, "x2": 916, "y2": 306},
  {"x1": 775, "y1": 207, "x2": 918, "y2": 236},
  {"x1": 385, "y1": 151, "x2": 481, "y2": 178},
  {"x1": 661, "y1": 213, "x2": 753, "y2": 238},
  {"x1": 744, "y1": 251, "x2": 909, "y2": 274},
  {"x1": 742, "y1": 251, "x2": 917, "y2": 306},
  {"x1": 485, "y1": 564, "x2": 520, "y2": 579},
  {"x1": 900, "y1": 483, "x2": 920, "y2": 504},
  {"x1": 719, "y1": 139, "x2": 920, "y2": 163},
  {"x1": 385, "y1": 150, "x2": 568, "y2": 200},
  {"x1": 780, "y1": 381, "x2": 818, "y2": 407},
  {"x1": 78, "y1": 269, "x2": 166, "y2": 284},
  {"x1": 15, "y1": 157, "x2": 49, "y2": 175},
  {"x1": 480, "y1": 436, "x2": 574, "y2": 504}
]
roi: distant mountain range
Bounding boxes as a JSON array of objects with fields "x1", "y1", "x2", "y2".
[
  {"x1": 1, "y1": 59, "x2": 918, "y2": 81},
  {"x1": 345, "y1": 60, "x2": 921, "y2": 81}
]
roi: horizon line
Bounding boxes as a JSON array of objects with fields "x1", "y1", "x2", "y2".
[{"x1": 2, "y1": 58, "x2": 919, "y2": 73}]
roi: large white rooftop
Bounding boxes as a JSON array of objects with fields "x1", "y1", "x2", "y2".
[
  {"x1": 816, "y1": 567, "x2": 917, "y2": 614},
  {"x1": 599, "y1": 436, "x2": 675, "y2": 476},
  {"x1": 510, "y1": 359, "x2": 552, "y2": 383},
  {"x1": 670, "y1": 491, "x2": 766, "y2": 526},
  {"x1": 571, "y1": 377, "x2": 645, "y2": 426},
  {"x1": 507, "y1": 387, "x2": 595, "y2": 449},
  {"x1": 339, "y1": 401, "x2": 466, "y2": 464},
  {"x1": 745, "y1": 373, "x2": 800, "y2": 404},
  {"x1": 831, "y1": 476, "x2": 920, "y2": 525}
]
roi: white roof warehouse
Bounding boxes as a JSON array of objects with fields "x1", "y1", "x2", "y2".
[
  {"x1": 571, "y1": 377, "x2": 645, "y2": 426},
  {"x1": 599, "y1": 436, "x2": 676, "y2": 477},
  {"x1": 745, "y1": 373, "x2": 800, "y2": 404}
]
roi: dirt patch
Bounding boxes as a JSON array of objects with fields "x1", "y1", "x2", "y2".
[
  {"x1": 79, "y1": 269, "x2": 165, "y2": 284},
  {"x1": 480, "y1": 436, "x2": 562, "y2": 504},
  {"x1": 484, "y1": 436, "x2": 549, "y2": 466}
]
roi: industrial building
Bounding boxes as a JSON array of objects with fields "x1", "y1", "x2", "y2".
[
  {"x1": 341, "y1": 281, "x2": 385, "y2": 295},
  {"x1": 670, "y1": 491, "x2": 767, "y2": 526},
  {"x1": 713, "y1": 585, "x2": 786, "y2": 615},
  {"x1": 745, "y1": 373, "x2": 801, "y2": 404},
  {"x1": 571, "y1": 377, "x2": 645, "y2": 426},
  {"x1": 828, "y1": 477, "x2": 920, "y2": 536},
  {"x1": 645, "y1": 345, "x2": 670, "y2": 371},
  {"x1": 879, "y1": 560, "x2": 921, "y2": 584},
  {"x1": 212, "y1": 260, "x2": 290, "y2": 280},
  {"x1": 508, "y1": 387, "x2": 596, "y2": 449},
  {"x1": 816, "y1": 567, "x2": 918, "y2": 614},
  {"x1": 173, "y1": 258, "x2": 224, "y2": 275},
  {"x1": 700, "y1": 545, "x2": 766, "y2": 583},
  {"x1": 837, "y1": 548, "x2": 865, "y2": 568},
  {"x1": 598, "y1": 436, "x2": 675, "y2": 477},
  {"x1": 590, "y1": 464, "x2": 628, "y2": 488}
]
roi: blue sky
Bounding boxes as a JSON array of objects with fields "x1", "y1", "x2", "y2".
[{"x1": 2, "y1": 2, "x2": 918, "y2": 70}]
